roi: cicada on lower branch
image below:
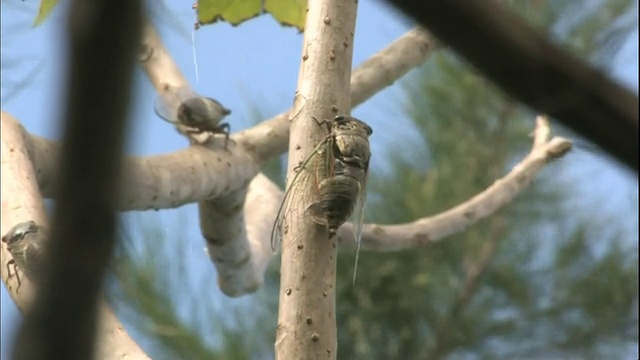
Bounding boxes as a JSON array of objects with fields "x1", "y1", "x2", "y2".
[
  {"x1": 2, "y1": 221, "x2": 48, "y2": 292},
  {"x1": 271, "y1": 115, "x2": 372, "y2": 279},
  {"x1": 154, "y1": 84, "x2": 232, "y2": 148}
]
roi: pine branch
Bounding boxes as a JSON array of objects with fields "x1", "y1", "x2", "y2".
[{"x1": 427, "y1": 217, "x2": 507, "y2": 359}]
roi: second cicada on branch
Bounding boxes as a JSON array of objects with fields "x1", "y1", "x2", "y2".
[
  {"x1": 154, "y1": 84, "x2": 232, "y2": 148},
  {"x1": 2, "y1": 221, "x2": 48, "y2": 292},
  {"x1": 272, "y1": 115, "x2": 372, "y2": 280}
]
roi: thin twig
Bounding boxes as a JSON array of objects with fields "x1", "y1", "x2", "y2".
[{"x1": 336, "y1": 116, "x2": 573, "y2": 251}]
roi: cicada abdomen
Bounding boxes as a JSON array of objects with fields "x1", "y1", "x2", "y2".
[
  {"x1": 317, "y1": 115, "x2": 372, "y2": 238},
  {"x1": 317, "y1": 172, "x2": 361, "y2": 237}
]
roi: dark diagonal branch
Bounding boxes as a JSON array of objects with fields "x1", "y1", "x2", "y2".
[
  {"x1": 385, "y1": 0, "x2": 638, "y2": 170},
  {"x1": 11, "y1": 0, "x2": 144, "y2": 359}
]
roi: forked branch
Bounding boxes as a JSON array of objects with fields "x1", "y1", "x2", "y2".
[{"x1": 4, "y1": 23, "x2": 437, "y2": 298}]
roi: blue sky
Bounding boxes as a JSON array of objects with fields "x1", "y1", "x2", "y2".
[{"x1": 1, "y1": 0, "x2": 638, "y2": 357}]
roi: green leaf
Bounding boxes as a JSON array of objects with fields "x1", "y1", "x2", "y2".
[
  {"x1": 33, "y1": 0, "x2": 59, "y2": 27},
  {"x1": 197, "y1": 0, "x2": 263, "y2": 27},
  {"x1": 196, "y1": 0, "x2": 307, "y2": 31},
  {"x1": 264, "y1": 0, "x2": 306, "y2": 31}
]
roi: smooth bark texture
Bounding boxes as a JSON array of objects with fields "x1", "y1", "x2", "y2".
[
  {"x1": 10, "y1": 0, "x2": 144, "y2": 358},
  {"x1": 275, "y1": 1, "x2": 358, "y2": 359},
  {"x1": 1, "y1": 115, "x2": 49, "y2": 301},
  {"x1": 385, "y1": 0, "x2": 639, "y2": 171}
]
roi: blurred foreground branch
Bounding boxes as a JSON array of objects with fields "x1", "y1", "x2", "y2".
[
  {"x1": 385, "y1": 0, "x2": 638, "y2": 170},
  {"x1": 8, "y1": 0, "x2": 147, "y2": 358}
]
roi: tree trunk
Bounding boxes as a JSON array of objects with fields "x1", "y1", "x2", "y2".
[{"x1": 275, "y1": 0, "x2": 358, "y2": 359}]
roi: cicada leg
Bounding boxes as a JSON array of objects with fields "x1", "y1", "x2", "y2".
[
  {"x1": 216, "y1": 123, "x2": 232, "y2": 151},
  {"x1": 6, "y1": 259, "x2": 22, "y2": 293},
  {"x1": 311, "y1": 116, "x2": 332, "y2": 133},
  {"x1": 5, "y1": 259, "x2": 13, "y2": 278}
]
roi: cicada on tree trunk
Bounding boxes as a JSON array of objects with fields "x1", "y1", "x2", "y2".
[{"x1": 272, "y1": 115, "x2": 372, "y2": 281}]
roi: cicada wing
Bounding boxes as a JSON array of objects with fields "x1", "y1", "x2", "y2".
[
  {"x1": 270, "y1": 136, "x2": 332, "y2": 252},
  {"x1": 351, "y1": 170, "x2": 368, "y2": 284},
  {"x1": 23, "y1": 231, "x2": 47, "y2": 281},
  {"x1": 270, "y1": 171, "x2": 299, "y2": 252},
  {"x1": 153, "y1": 85, "x2": 199, "y2": 125},
  {"x1": 154, "y1": 96, "x2": 179, "y2": 124}
]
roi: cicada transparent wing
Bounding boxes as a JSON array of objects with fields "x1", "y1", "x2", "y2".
[
  {"x1": 153, "y1": 85, "x2": 199, "y2": 125},
  {"x1": 350, "y1": 167, "x2": 369, "y2": 283},
  {"x1": 270, "y1": 135, "x2": 334, "y2": 252}
]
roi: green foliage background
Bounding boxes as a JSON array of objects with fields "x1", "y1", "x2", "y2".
[{"x1": 108, "y1": 1, "x2": 638, "y2": 359}]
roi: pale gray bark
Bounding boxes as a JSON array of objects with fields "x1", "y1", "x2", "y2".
[{"x1": 275, "y1": 0, "x2": 358, "y2": 359}]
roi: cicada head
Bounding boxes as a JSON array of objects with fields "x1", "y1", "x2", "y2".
[
  {"x1": 2, "y1": 221, "x2": 39, "y2": 246},
  {"x1": 333, "y1": 115, "x2": 373, "y2": 137}
]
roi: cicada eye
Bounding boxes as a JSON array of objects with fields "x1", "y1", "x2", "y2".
[
  {"x1": 3, "y1": 221, "x2": 38, "y2": 244},
  {"x1": 334, "y1": 115, "x2": 346, "y2": 123},
  {"x1": 176, "y1": 104, "x2": 192, "y2": 123},
  {"x1": 204, "y1": 98, "x2": 231, "y2": 116},
  {"x1": 366, "y1": 124, "x2": 373, "y2": 136}
]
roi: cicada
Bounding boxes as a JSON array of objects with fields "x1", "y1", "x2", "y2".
[
  {"x1": 154, "y1": 85, "x2": 232, "y2": 147},
  {"x1": 271, "y1": 115, "x2": 372, "y2": 280},
  {"x1": 2, "y1": 221, "x2": 48, "y2": 291}
]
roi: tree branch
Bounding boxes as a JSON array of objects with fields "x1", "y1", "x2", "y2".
[
  {"x1": 25, "y1": 130, "x2": 259, "y2": 211},
  {"x1": 0, "y1": 121, "x2": 148, "y2": 359},
  {"x1": 384, "y1": 0, "x2": 638, "y2": 170},
  {"x1": 1, "y1": 115, "x2": 147, "y2": 360},
  {"x1": 138, "y1": 20, "x2": 265, "y2": 297},
  {"x1": 336, "y1": 116, "x2": 573, "y2": 250},
  {"x1": 1, "y1": 113, "x2": 51, "y2": 303}
]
